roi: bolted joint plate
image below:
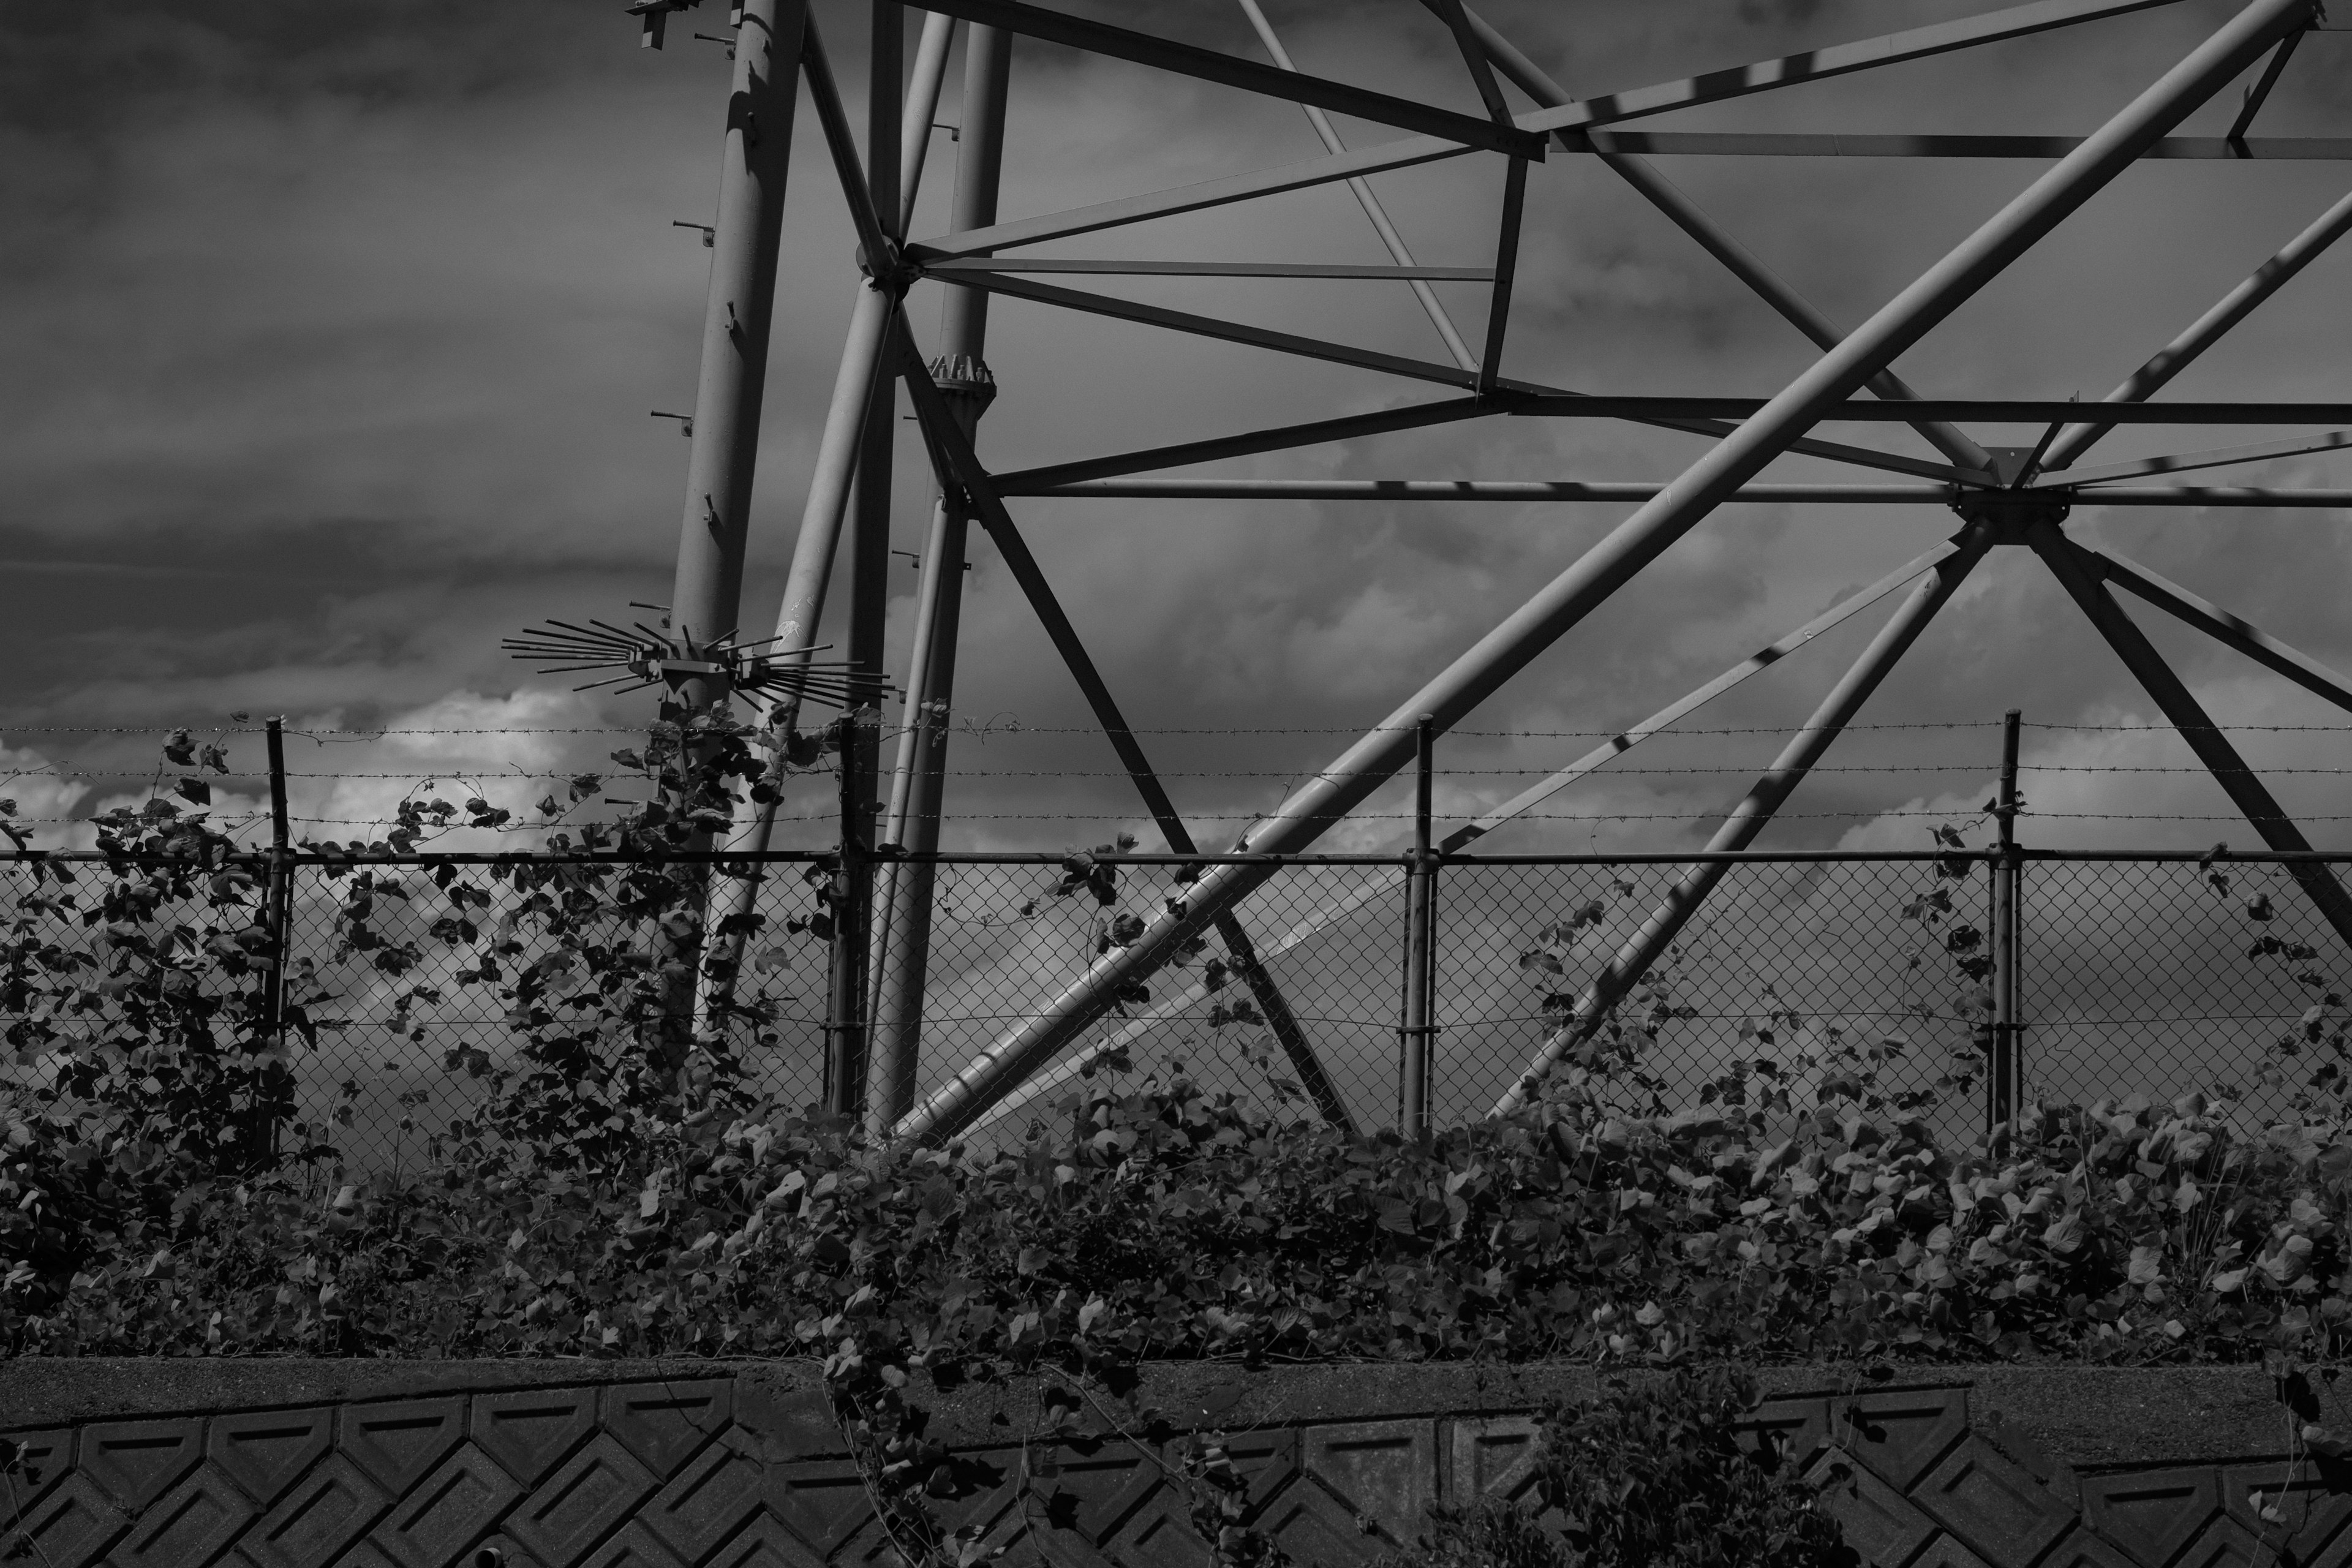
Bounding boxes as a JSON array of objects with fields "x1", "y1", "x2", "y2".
[{"x1": 1950, "y1": 489, "x2": 2071, "y2": 542}]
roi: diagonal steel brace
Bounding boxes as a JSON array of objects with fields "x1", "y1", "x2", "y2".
[
  {"x1": 2032, "y1": 525, "x2": 2352, "y2": 949},
  {"x1": 891, "y1": 309, "x2": 1360, "y2": 1136}
]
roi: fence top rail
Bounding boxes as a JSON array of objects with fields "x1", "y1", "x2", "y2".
[{"x1": 9, "y1": 845, "x2": 2352, "y2": 869}]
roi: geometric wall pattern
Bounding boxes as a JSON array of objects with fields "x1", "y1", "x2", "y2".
[{"x1": 6, "y1": 1374, "x2": 2344, "y2": 1568}]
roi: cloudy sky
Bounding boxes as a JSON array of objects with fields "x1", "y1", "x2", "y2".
[{"x1": 4, "y1": 0, "x2": 2350, "y2": 856}]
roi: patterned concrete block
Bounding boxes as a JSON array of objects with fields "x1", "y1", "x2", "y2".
[
  {"x1": 2038, "y1": 1526, "x2": 2144, "y2": 1568},
  {"x1": 641, "y1": 1428, "x2": 767, "y2": 1565},
  {"x1": 924, "y1": 1449, "x2": 1021, "y2": 1539},
  {"x1": 2305, "y1": 1513, "x2": 2352, "y2": 1568},
  {"x1": 371, "y1": 1442, "x2": 524, "y2": 1568},
  {"x1": 1910, "y1": 1531, "x2": 1995, "y2": 1568},
  {"x1": 110, "y1": 1463, "x2": 257, "y2": 1568},
  {"x1": 0, "y1": 1427, "x2": 73, "y2": 1507},
  {"x1": 473, "y1": 1390, "x2": 601, "y2": 1491},
  {"x1": 1304, "y1": 1420, "x2": 1434, "y2": 1547},
  {"x1": 0, "y1": 1469, "x2": 129, "y2": 1568},
  {"x1": 703, "y1": 1511, "x2": 826, "y2": 1568},
  {"x1": 1104, "y1": 1490, "x2": 1207, "y2": 1568},
  {"x1": 760, "y1": 1455, "x2": 871, "y2": 1561},
  {"x1": 1809, "y1": 1446, "x2": 1939, "y2": 1568},
  {"x1": 80, "y1": 1416, "x2": 204, "y2": 1510},
  {"x1": 211, "y1": 1408, "x2": 334, "y2": 1507},
  {"x1": 603, "y1": 1384, "x2": 732, "y2": 1480},
  {"x1": 1913, "y1": 1435, "x2": 2075, "y2": 1567},
  {"x1": 1446, "y1": 1415, "x2": 1541, "y2": 1507},
  {"x1": 993, "y1": 1502, "x2": 1121, "y2": 1568},
  {"x1": 1041, "y1": 1435, "x2": 1163, "y2": 1545},
  {"x1": 2079, "y1": 1468, "x2": 2222, "y2": 1568},
  {"x1": 328, "y1": 1542, "x2": 403, "y2": 1568},
  {"x1": 729, "y1": 1387, "x2": 837, "y2": 1466},
  {"x1": 1216, "y1": 1427, "x2": 1298, "y2": 1516},
  {"x1": 1976, "y1": 1409, "x2": 2081, "y2": 1512},
  {"x1": 579, "y1": 1520, "x2": 688, "y2": 1568},
  {"x1": 245, "y1": 1453, "x2": 390, "y2": 1568},
  {"x1": 469, "y1": 1533, "x2": 548, "y2": 1568},
  {"x1": 2217, "y1": 1460, "x2": 2352, "y2": 1567},
  {"x1": 342, "y1": 1400, "x2": 467, "y2": 1498},
  {"x1": 1253, "y1": 1471, "x2": 1385, "y2": 1564},
  {"x1": 1831, "y1": 1386, "x2": 1972, "y2": 1493},
  {"x1": 503, "y1": 1434, "x2": 657, "y2": 1568},
  {"x1": 1746, "y1": 1396, "x2": 1833, "y2": 1474},
  {"x1": 2174, "y1": 1512, "x2": 2266, "y2": 1568}
]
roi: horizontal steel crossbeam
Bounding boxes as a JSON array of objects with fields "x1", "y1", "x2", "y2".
[
  {"x1": 885, "y1": 0, "x2": 1542, "y2": 156},
  {"x1": 907, "y1": 0, "x2": 2190, "y2": 261},
  {"x1": 1001, "y1": 478, "x2": 2352, "y2": 507},
  {"x1": 1509, "y1": 397, "x2": 2352, "y2": 424},
  {"x1": 1553, "y1": 132, "x2": 2352, "y2": 159},
  {"x1": 924, "y1": 258, "x2": 1496, "y2": 279}
]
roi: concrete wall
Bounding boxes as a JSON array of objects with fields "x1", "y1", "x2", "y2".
[{"x1": 0, "y1": 1359, "x2": 2335, "y2": 1568}]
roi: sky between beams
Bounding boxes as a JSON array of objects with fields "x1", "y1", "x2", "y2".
[{"x1": 1, "y1": 0, "x2": 2350, "y2": 853}]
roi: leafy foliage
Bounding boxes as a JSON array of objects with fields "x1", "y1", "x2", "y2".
[
  {"x1": 17, "y1": 725, "x2": 2352, "y2": 1568},
  {"x1": 1376, "y1": 1368, "x2": 1851, "y2": 1568},
  {"x1": 13, "y1": 1060, "x2": 2352, "y2": 1373}
]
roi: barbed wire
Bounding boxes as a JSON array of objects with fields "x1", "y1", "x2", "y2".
[
  {"x1": 5, "y1": 806, "x2": 2351, "y2": 829},
  {"x1": 0, "y1": 726, "x2": 647, "y2": 737},
  {"x1": 10, "y1": 719, "x2": 2352, "y2": 739},
  {"x1": 15, "y1": 759, "x2": 2352, "y2": 784}
]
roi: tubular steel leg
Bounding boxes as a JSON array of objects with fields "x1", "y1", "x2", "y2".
[
  {"x1": 700, "y1": 6, "x2": 965, "y2": 1028},
  {"x1": 694, "y1": 278, "x2": 892, "y2": 1029},
  {"x1": 1491, "y1": 522, "x2": 1996, "y2": 1115},
  {"x1": 2032, "y1": 525, "x2": 2352, "y2": 948},
  {"x1": 661, "y1": 0, "x2": 806, "y2": 1055},
  {"x1": 867, "y1": 23, "x2": 1014, "y2": 1136},
  {"x1": 895, "y1": 0, "x2": 2309, "y2": 1146},
  {"x1": 897, "y1": 13, "x2": 957, "y2": 232},
  {"x1": 666, "y1": 0, "x2": 809, "y2": 698},
  {"x1": 831, "y1": 2, "x2": 904, "y2": 1091}
]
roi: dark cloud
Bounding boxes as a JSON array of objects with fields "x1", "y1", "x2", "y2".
[{"x1": 0, "y1": 0, "x2": 2346, "y2": 851}]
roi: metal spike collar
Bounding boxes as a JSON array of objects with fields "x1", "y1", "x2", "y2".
[{"x1": 502, "y1": 616, "x2": 888, "y2": 710}]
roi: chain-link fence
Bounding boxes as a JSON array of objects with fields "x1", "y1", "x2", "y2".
[{"x1": 6, "y1": 848, "x2": 2348, "y2": 1167}]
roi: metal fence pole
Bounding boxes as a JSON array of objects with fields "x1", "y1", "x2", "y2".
[
  {"x1": 260, "y1": 717, "x2": 292, "y2": 1161},
  {"x1": 1400, "y1": 716, "x2": 1436, "y2": 1138},
  {"x1": 1991, "y1": 708, "x2": 2022, "y2": 1137},
  {"x1": 826, "y1": 706, "x2": 873, "y2": 1114}
]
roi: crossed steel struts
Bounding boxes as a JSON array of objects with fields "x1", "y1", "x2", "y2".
[{"x1": 620, "y1": 0, "x2": 2352, "y2": 1142}]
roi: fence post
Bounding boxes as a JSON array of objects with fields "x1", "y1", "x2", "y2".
[
  {"x1": 1400, "y1": 715, "x2": 1436, "y2": 1139},
  {"x1": 260, "y1": 717, "x2": 292, "y2": 1159},
  {"x1": 826, "y1": 705, "x2": 874, "y2": 1115},
  {"x1": 1989, "y1": 708, "x2": 2022, "y2": 1138}
]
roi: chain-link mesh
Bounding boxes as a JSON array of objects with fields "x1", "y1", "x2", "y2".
[
  {"x1": 9, "y1": 851, "x2": 2352, "y2": 1166},
  {"x1": 1432, "y1": 859, "x2": 1994, "y2": 1144},
  {"x1": 2019, "y1": 858, "x2": 2352, "y2": 1122}
]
